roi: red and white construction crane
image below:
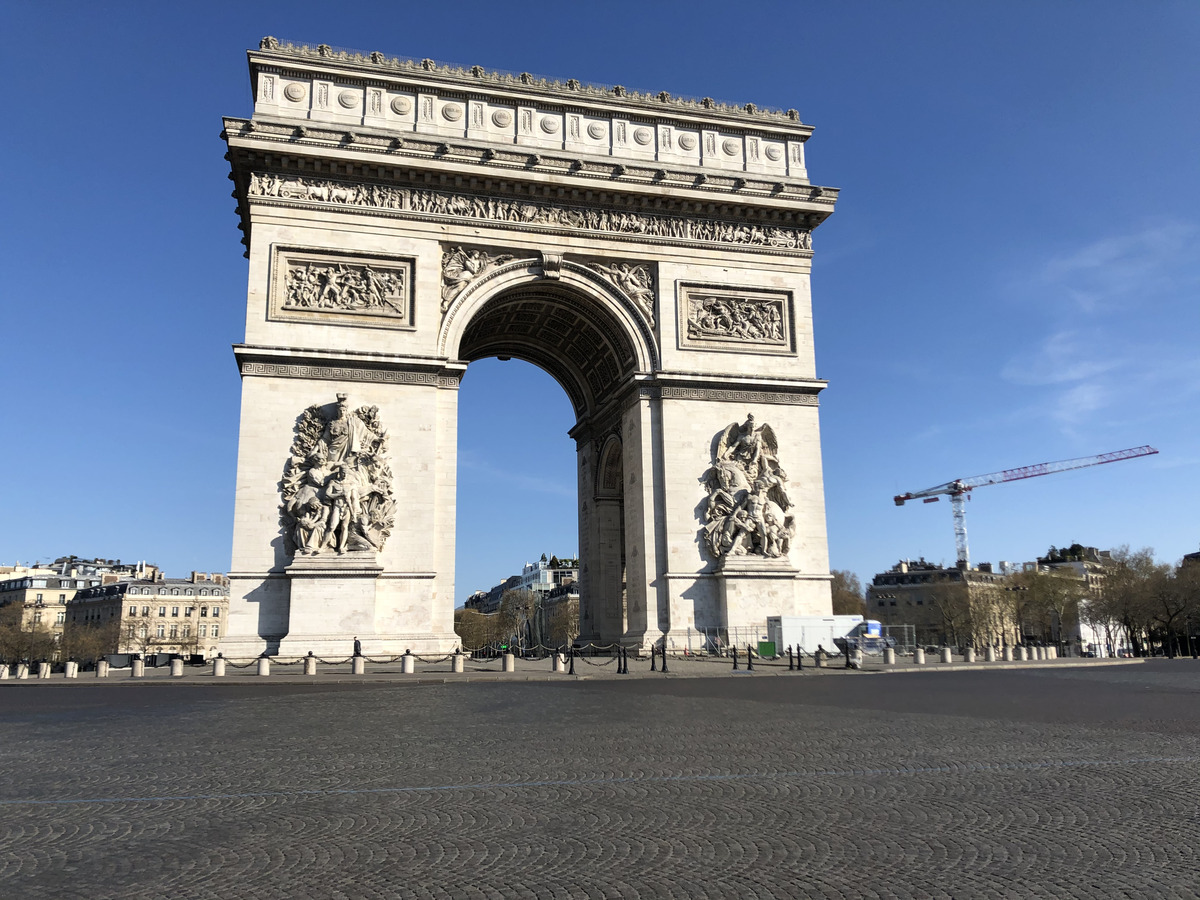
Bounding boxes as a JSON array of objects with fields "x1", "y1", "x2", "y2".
[{"x1": 894, "y1": 446, "x2": 1158, "y2": 568}]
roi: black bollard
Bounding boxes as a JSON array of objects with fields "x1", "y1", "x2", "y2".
[
  {"x1": 569, "y1": 646, "x2": 576, "y2": 675},
  {"x1": 788, "y1": 645, "x2": 794, "y2": 671},
  {"x1": 650, "y1": 645, "x2": 658, "y2": 672},
  {"x1": 661, "y1": 646, "x2": 669, "y2": 674},
  {"x1": 732, "y1": 646, "x2": 739, "y2": 671},
  {"x1": 746, "y1": 643, "x2": 754, "y2": 671}
]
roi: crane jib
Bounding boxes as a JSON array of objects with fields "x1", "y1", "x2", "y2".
[{"x1": 894, "y1": 445, "x2": 1158, "y2": 567}]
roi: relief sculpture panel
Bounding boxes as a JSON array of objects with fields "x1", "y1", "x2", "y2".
[
  {"x1": 678, "y1": 284, "x2": 793, "y2": 355},
  {"x1": 270, "y1": 248, "x2": 414, "y2": 330}
]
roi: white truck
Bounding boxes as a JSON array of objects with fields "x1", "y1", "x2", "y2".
[{"x1": 766, "y1": 615, "x2": 866, "y2": 656}]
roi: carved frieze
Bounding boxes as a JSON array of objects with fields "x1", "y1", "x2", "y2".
[
  {"x1": 248, "y1": 173, "x2": 812, "y2": 253},
  {"x1": 281, "y1": 394, "x2": 396, "y2": 557},
  {"x1": 586, "y1": 261, "x2": 656, "y2": 327},
  {"x1": 441, "y1": 246, "x2": 516, "y2": 312},
  {"x1": 270, "y1": 248, "x2": 413, "y2": 330},
  {"x1": 678, "y1": 284, "x2": 793, "y2": 355},
  {"x1": 701, "y1": 415, "x2": 795, "y2": 561}
]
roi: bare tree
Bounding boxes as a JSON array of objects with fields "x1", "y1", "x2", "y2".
[
  {"x1": 831, "y1": 570, "x2": 867, "y2": 617},
  {"x1": 0, "y1": 604, "x2": 57, "y2": 664}
]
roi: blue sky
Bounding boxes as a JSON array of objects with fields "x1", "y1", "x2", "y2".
[{"x1": 2, "y1": 1, "x2": 1197, "y2": 600}]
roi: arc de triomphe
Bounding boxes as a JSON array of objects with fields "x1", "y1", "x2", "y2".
[{"x1": 219, "y1": 39, "x2": 839, "y2": 658}]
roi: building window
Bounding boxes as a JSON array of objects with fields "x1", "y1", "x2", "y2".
[
  {"x1": 59, "y1": 594, "x2": 67, "y2": 603},
  {"x1": 169, "y1": 624, "x2": 178, "y2": 638},
  {"x1": 200, "y1": 607, "x2": 208, "y2": 617},
  {"x1": 213, "y1": 608, "x2": 221, "y2": 618},
  {"x1": 36, "y1": 593, "x2": 43, "y2": 602},
  {"x1": 156, "y1": 624, "x2": 165, "y2": 638},
  {"x1": 159, "y1": 606, "x2": 166, "y2": 617},
  {"x1": 56, "y1": 612, "x2": 65, "y2": 625},
  {"x1": 182, "y1": 625, "x2": 191, "y2": 638},
  {"x1": 33, "y1": 611, "x2": 43, "y2": 624},
  {"x1": 129, "y1": 605, "x2": 138, "y2": 616},
  {"x1": 141, "y1": 606, "x2": 150, "y2": 617},
  {"x1": 172, "y1": 589, "x2": 179, "y2": 596},
  {"x1": 185, "y1": 589, "x2": 193, "y2": 596},
  {"x1": 185, "y1": 607, "x2": 194, "y2": 617},
  {"x1": 211, "y1": 625, "x2": 219, "y2": 638},
  {"x1": 172, "y1": 607, "x2": 179, "y2": 617},
  {"x1": 199, "y1": 624, "x2": 208, "y2": 638}
]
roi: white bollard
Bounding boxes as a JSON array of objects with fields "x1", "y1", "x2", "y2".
[
  {"x1": 304, "y1": 655, "x2": 317, "y2": 675},
  {"x1": 131, "y1": 659, "x2": 145, "y2": 678},
  {"x1": 913, "y1": 648, "x2": 925, "y2": 665},
  {"x1": 883, "y1": 647, "x2": 896, "y2": 666},
  {"x1": 553, "y1": 653, "x2": 565, "y2": 673},
  {"x1": 65, "y1": 661, "x2": 78, "y2": 679},
  {"x1": 212, "y1": 656, "x2": 226, "y2": 677},
  {"x1": 940, "y1": 647, "x2": 953, "y2": 664},
  {"x1": 256, "y1": 657, "x2": 270, "y2": 677},
  {"x1": 1047, "y1": 645, "x2": 1058, "y2": 660},
  {"x1": 985, "y1": 646, "x2": 997, "y2": 662},
  {"x1": 1016, "y1": 646, "x2": 1028, "y2": 661},
  {"x1": 16, "y1": 663, "x2": 29, "y2": 679},
  {"x1": 38, "y1": 662, "x2": 51, "y2": 679},
  {"x1": 964, "y1": 648, "x2": 976, "y2": 663},
  {"x1": 452, "y1": 653, "x2": 465, "y2": 674},
  {"x1": 1003, "y1": 646, "x2": 1014, "y2": 661},
  {"x1": 401, "y1": 653, "x2": 415, "y2": 674},
  {"x1": 170, "y1": 658, "x2": 184, "y2": 677},
  {"x1": 0, "y1": 665, "x2": 9, "y2": 680},
  {"x1": 502, "y1": 652, "x2": 516, "y2": 673},
  {"x1": 352, "y1": 657, "x2": 365, "y2": 675}
]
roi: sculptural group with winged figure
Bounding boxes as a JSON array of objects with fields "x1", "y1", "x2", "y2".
[{"x1": 703, "y1": 415, "x2": 795, "y2": 560}]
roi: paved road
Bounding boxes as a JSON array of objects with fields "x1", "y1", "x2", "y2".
[{"x1": 2, "y1": 661, "x2": 1199, "y2": 899}]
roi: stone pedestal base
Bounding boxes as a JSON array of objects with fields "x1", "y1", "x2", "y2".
[
  {"x1": 275, "y1": 553, "x2": 382, "y2": 658},
  {"x1": 716, "y1": 557, "x2": 800, "y2": 630}
]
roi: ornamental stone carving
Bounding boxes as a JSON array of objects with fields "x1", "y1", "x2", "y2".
[
  {"x1": 586, "y1": 261, "x2": 656, "y2": 326},
  {"x1": 702, "y1": 415, "x2": 795, "y2": 561},
  {"x1": 281, "y1": 395, "x2": 396, "y2": 557},
  {"x1": 441, "y1": 246, "x2": 516, "y2": 312},
  {"x1": 687, "y1": 293, "x2": 785, "y2": 344},
  {"x1": 284, "y1": 261, "x2": 407, "y2": 316},
  {"x1": 247, "y1": 174, "x2": 813, "y2": 253}
]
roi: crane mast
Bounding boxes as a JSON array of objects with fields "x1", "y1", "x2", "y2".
[{"x1": 894, "y1": 446, "x2": 1158, "y2": 568}]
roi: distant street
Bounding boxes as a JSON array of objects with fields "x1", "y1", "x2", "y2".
[{"x1": 3, "y1": 661, "x2": 1199, "y2": 899}]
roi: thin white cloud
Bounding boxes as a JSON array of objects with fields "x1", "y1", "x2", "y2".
[
  {"x1": 1001, "y1": 329, "x2": 1124, "y2": 387},
  {"x1": 1038, "y1": 221, "x2": 1198, "y2": 313}
]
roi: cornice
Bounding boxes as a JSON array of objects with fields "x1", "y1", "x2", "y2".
[
  {"x1": 252, "y1": 39, "x2": 812, "y2": 131},
  {"x1": 233, "y1": 344, "x2": 466, "y2": 387},
  {"x1": 224, "y1": 124, "x2": 833, "y2": 259},
  {"x1": 223, "y1": 116, "x2": 836, "y2": 210}
]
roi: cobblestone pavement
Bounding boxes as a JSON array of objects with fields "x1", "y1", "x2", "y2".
[{"x1": 3, "y1": 661, "x2": 1200, "y2": 899}]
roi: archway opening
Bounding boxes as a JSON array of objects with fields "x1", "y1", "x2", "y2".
[{"x1": 450, "y1": 280, "x2": 645, "y2": 649}]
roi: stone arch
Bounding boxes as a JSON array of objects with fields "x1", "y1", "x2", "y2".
[{"x1": 440, "y1": 258, "x2": 658, "y2": 420}]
